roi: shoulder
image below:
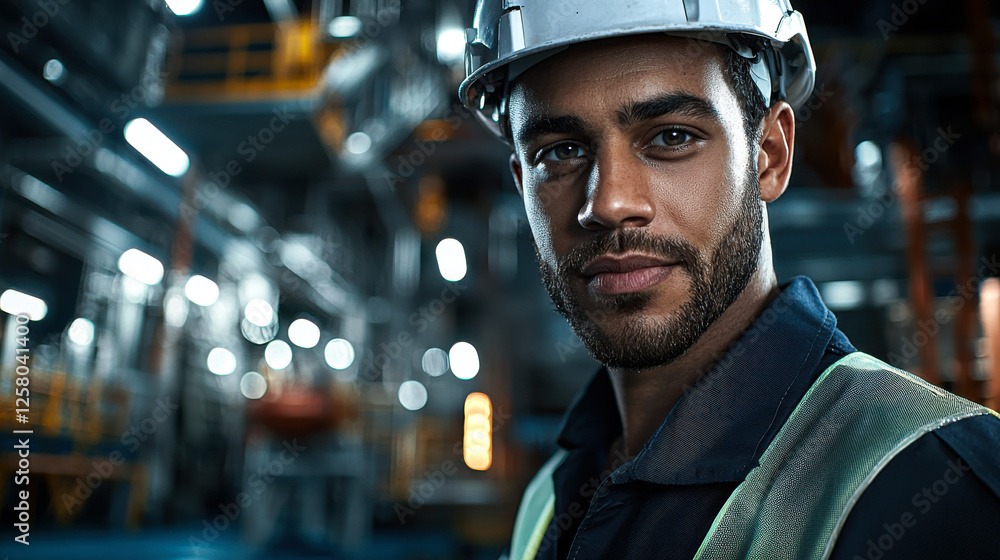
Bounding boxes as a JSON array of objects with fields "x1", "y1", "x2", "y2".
[
  {"x1": 933, "y1": 410, "x2": 1000, "y2": 496},
  {"x1": 830, "y1": 413, "x2": 1000, "y2": 560}
]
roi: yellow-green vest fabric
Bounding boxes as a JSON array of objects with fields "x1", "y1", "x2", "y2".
[{"x1": 509, "y1": 352, "x2": 998, "y2": 560}]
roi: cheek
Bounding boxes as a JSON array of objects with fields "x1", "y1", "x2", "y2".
[
  {"x1": 523, "y1": 173, "x2": 582, "y2": 262},
  {"x1": 715, "y1": 151, "x2": 751, "y2": 230},
  {"x1": 657, "y1": 158, "x2": 735, "y2": 246},
  {"x1": 523, "y1": 184, "x2": 558, "y2": 264}
]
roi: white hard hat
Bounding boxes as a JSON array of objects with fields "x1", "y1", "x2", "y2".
[{"x1": 460, "y1": 0, "x2": 816, "y2": 139}]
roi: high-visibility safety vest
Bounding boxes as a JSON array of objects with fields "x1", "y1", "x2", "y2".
[{"x1": 509, "y1": 352, "x2": 1000, "y2": 560}]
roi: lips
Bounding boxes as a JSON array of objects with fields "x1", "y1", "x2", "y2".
[{"x1": 580, "y1": 253, "x2": 679, "y2": 295}]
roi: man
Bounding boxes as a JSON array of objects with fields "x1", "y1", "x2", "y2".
[{"x1": 460, "y1": 1, "x2": 1000, "y2": 559}]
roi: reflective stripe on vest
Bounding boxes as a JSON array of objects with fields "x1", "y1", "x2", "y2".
[
  {"x1": 694, "y1": 352, "x2": 997, "y2": 559},
  {"x1": 510, "y1": 448, "x2": 567, "y2": 560},
  {"x1": 509, "y1": 352, "x2": 998, "y2": 560}
]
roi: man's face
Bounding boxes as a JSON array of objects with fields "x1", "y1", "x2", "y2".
[{"x1": 507, "y1": 35, "x2": 765, "y2": 370}]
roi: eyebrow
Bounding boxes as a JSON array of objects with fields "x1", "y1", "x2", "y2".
[
  {"x1": 617, "y1": 93, "x2": 721, "y2": 128},
  {"x1": 516, "y1": 115, "x2": 588, "y2": 149}
]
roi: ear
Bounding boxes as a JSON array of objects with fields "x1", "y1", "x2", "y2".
[
  {"x1": 509, "y1": 153, "x2": 525, "y2": 198},
  {"x1": 756, "y1": 101, "x2": 795, "y2": 203}
]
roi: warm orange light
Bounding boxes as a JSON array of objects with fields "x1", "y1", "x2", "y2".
[
  {"x1": 463, "y1": 392, "x2": 492, "y2": 471},
  {"x1": 464, "y1": 392, "x2": 490, "y2": 415},
  {"x1": 981, "y1": 278, "x2": 1000, "y2": 410}
]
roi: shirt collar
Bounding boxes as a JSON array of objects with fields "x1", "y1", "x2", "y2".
[{"x1": 555, "y1": 276, "x2": 841, "y2": 485}]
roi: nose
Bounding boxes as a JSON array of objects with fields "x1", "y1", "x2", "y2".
[{"x1": 577, "y1": 146, "x2": 656, "y2": 230}]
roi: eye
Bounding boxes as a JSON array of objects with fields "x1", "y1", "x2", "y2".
[
  {"x1": 540, "y1": 143, "x2": 586, "y2": 161},
  {"x1": 651, "y1": 129, "x2": 692, "y2": 148}
]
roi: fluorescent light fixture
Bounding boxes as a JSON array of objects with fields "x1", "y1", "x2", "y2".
[
  {"x1": 0, "y1": 290, "x2": 48, "y2": 321},
  {"x1": 244, "y1": 299, "x2": 274, "y2": 327},
  {"x1": 117, "y1": 248, "x2": 164, "y2": 286},
  {"x1": 421, "y1": 348, "x2": 448, "y2": 377},
  {"x1": 436, "y1": 238, "x2": 467, "y2": 282},
  {"x1": 324, "y1": 338, "x2": 355, "y2": 370},
  {"x1": 207, "y1": 347, "x2": 237, "y2": 375},
  {"x1": 42, "y1": 59, "x2": 64, "y2": 83},
  {"x1": 184, "y1": 275, "x2": 220, "y2": 307},
  {"x1": 123, "y1": 118, "x2": 190, "y2": 177},
  {"x1": 240, "y1": 371, "x2": 267, "y2": 399},
  {"x1": 398, "y1": 380, "x2": 428, "y2": 411},
  {"x1": 67, "y1": 318, "x2": 95, "y2": 346},
  {"x1": 450, "y1": 342, "x2": 479, "y2": 380},
  {"x1": 328, "y1": 15, "x2": 362, "y2": 38},
  {"x1": 436, "y1": 27, "x2": 466, "y2": 65},
  {"x1": 166, "y1": 0, "x2": 203, "y2": 16},
  {"x1": 288, "y1": 318, "x2": 320, "y2": 348}
]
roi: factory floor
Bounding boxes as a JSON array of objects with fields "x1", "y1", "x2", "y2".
[{"x1": 0, "y1": 527, "x2": 482, "y2": 559}]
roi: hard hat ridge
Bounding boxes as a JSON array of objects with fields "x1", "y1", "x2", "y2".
[{"x1": 460, "y1": 0, "x2": 816, "y2": 139}]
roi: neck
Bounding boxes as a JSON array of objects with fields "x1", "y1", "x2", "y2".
[{"x1": 607, "y1": 239, "x2": 779, "y2": 459}]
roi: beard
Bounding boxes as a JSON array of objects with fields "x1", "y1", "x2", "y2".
[{"x1": 534, "y1": 168, "x2": 764, "y2": 370}]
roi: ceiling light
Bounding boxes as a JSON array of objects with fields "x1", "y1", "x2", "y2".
[
  {"x1": 164, "y1": 290, "x2": 189, "y2": 327},
  {"x1": 398, "y1": 380, "x2": 428, "y2": 411},
  {"x1": 240, "y1": 371, "x2": 267, "y2": 399},
  {"x1": 0, "y1": 289, "x2": 48, "y2": 321},
  {"x1": 166, "y1": 0, "x2": 204, "y2": 16},
  {"x1": 346, "y1": 131, "x2": 372, "y2": 155},
  {"x1": 124, "y1": 118, "x2": 190, "y2": 177},
  {"x1": 820, "y1": 281, "x2": 866, "y2": 311},
  {"x1": 117, "y1": 248, "x2": 164, "y2": 286},
  {"x1": 328, "y1": 16, "x2": 362, "y2": 38},
  {"x1": 207, "y1": 347, "x2": 237, "y2": 375},
  {"x1": 184, "y1": 275, "x2": 219, "y2": 307},
  {"x1": 68, "y1": 318, "x2": 95, "y2": 346},
  {"x1": 244, "y1": 299, "x2": 274, "y2": 327},
  {"x1": 264, "y1": 340, "x2": 293, "y2": 370},
  {"x1": 436, "y1": 27, "x2": 466, "y2": 65},
  {"x1": 450, "y1": 342, "x2": 479, "y2": 380},
  {"x1": 42, "y1": 59, "x2": 64, "y2": 83},
  {"x1": 421, "y1": 348, "x2": 448, "y2": 377},
  {"x1": 324, "y1": 338, "x2": 355, "y2": 370},
  {"x1": 288, "y1": 318, "x2": 320, "y2": 348},
  {"x1": 436, "y1": 238, "x2": 467, "y2": 282}
]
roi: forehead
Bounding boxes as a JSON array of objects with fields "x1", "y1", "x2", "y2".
[{"x1": 507, "y1": 35, "x2": 737, "y2": 131}]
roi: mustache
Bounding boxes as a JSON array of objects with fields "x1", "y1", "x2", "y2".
[{"x1": 557, "y1": 229, "x2": 701, "y2": 277}]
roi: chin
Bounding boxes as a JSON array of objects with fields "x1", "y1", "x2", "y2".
[
  {"x1": 581, "y1": 278, "x2": 690, "y2": 319},
  {"x1": 578, "y1": 316, "x2": 695, "y2": 371}
]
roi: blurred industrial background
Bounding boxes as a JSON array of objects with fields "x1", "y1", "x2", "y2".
[{"x1": 0, "y1": 0, "x2": 997, "y2": 558}]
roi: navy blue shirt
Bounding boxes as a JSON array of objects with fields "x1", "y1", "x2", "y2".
[{"x1": 535, "y1": 276, "x2": 1000, "y2": 560}]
